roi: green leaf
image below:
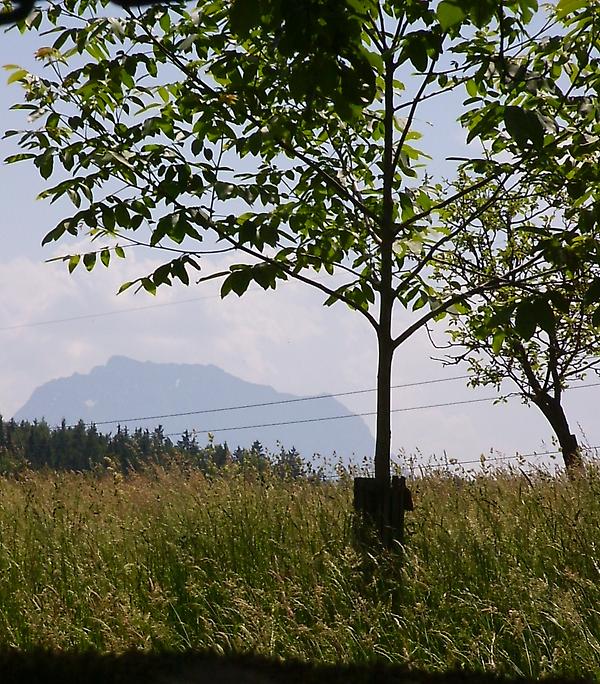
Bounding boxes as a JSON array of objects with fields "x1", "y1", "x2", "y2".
[
  {"x1": 102, "y1": 206, "x2": 115, "y2": 232},
  {"x1": 100, "y1": 249, "x2": 110, "y2": 267},
  {"x1": 141, "y1": 278, "x2": 157, "y2": 295},
  {"x1": 117, "y1": 281, "x2": 133, "y2": 294},
  {"x1": 6, "y1": 68, "x2": 28, "y2": 85},
  {"x1": 412, "y1": 295, "x2": 427, "y2": 311},
  {"x1": 405, "y1": 38, "x2": 428, "y2": 73},
  {"x1": 437, "y1": 2, "x2": 466, "y2": 30},
  {"x1": 229, "y1": 0, "x2": 260, "y2": 37},
  {"x1": 518, "y1": 0, "x2": 539, "y2": 23},
  {"x1": 514, "y1": 298, "x2": 555, "y2": 339},
  {"x1": 221, "y1": 269, "x2": 252, "y2": 297},
  {"x1": 533, "y1": 298, "x2": 555, "y2": 334},
  {"x1": 5, "y1": 153, "x2": 35, "y2": 163},
  {"x1": 504, "y1": 106, "x2": 545, "y2": 150},
  {"x1": 465, "y1": 79, "x2": 478, "y2": 98},
  {"x1": 46, "y1": 112, "x2": 60, "y2": 129},
  {"x1": 159, "y1": 12, "x2": 171, "y2": 32},
  {"x1": 214, "y1": 182, "x2": 236, "y2": 200},
  {"x1": 35, "y1": 152, "x2": 54, "y2": 180},
  {"x1": 191, "y1": 138, "x2": 203, "y2": 156},
  {"x1": 67, "y1": 188, "x2": 80, "y2": 208},
  {"x1": 42, "y1": 220, "x2": 69, "y2": 245},
  {"x1": 115, "y1": 204, "x2": 130, "y2": 227},
  {"x1": 491, "y1": 331, "x2": 505, "y2": 354},
  {"x1": 83, "y1": 252, "x2": 97, "y2": 272},
  {"x1": 251, "y1": 264, "x2": 277, "y2": 290},
  {"x1": 584, "y1": 278, "x2": 600, "y2": 305},
  {"x1": 68, "y1": 254, "x2": 80, "y2": 273},
  {"x1": 514, "y1": 301, "x2": 537, "y2": 340},
  {"x1": 504, "y1": 106, "x2": 529, "y2": 149},
  {"x1": 468, "y1": 1, "x2": 496, "y2": 27},
  {"x1": 172, "y1": 260, "x2": 190, "y2": 285},
  {"x1": 556, "y1": 0, "x2": 587, "y2": 19},
  {"x1": 152, "y1": 263, "x2": 172, "y2": 286}
]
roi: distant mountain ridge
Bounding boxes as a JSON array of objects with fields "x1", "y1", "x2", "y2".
[{"x1": 14, "y1": 356, "x2": 374, "y2": 463}]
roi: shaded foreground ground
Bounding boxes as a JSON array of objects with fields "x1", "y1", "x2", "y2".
[
  {"x1": 0, "y1": 650, "x2": 595, "y2": 684},
  {"x1": 0, "y1": 464, "x2": 598, "y2": 679}
]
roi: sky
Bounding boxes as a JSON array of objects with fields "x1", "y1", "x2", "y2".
[{"x1": 1, "y1": 16, "x2": 600, "y2": 473}]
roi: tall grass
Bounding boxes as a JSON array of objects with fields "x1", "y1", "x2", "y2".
[{"x1": 0, "y1": 463, "x2": 598, "y2": 678}]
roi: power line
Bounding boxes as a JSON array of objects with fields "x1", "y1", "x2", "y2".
[
  {"x1": 81, "y1": 374, "x2": 472, "y2": 428},
  {"x1": 356, "y1": 445, "x2": 600, "y2": 474},
  {"x1": 163, "y1": 396, "x2": 503, "y2": 438},
  {"x1": 566, "y1": 380, "x2": 600, "y2": 392},
  {"x1": 70, "y1": 379, "x2": 600, "y2": 433},
  {"x1": 421, "y1": 449, "x2": 560, "y2": 469},
  {"x1": 0, "y1": 294, "x2": 227, "y2": 332},
  {"x1": 163, "y1": 396, "x2": 546, "y2": 439},
  {"x1": 412, "y1": 444, "x2": 600, "y2": 469}
]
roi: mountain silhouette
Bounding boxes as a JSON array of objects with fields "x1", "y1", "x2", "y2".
[{"x1": 14, "y1": 356, "x2": 374, "y2": 463}]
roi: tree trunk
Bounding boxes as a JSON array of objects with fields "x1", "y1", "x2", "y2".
[
  {"x1": 352, "y1": 51, "x2": 399, "y2": 546},
  {"x1": 374, "y1": 52, "x2": 396, "y2": 488},
  {"x1": 374, "y1": 332, "x2": 393, "y2": 486},
  {"x1": 354, "y1": 298, "x2": 396, "y2": 546},
  {"x1": 533, "y1": 395, "x2": 583, "y2": 476}
]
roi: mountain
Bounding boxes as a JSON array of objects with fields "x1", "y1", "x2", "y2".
[{"x1": 14, "y1": 356, "x2": 374, "y2": 463}]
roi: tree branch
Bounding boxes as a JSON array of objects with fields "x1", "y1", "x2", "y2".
[
  {"x1": 394, "y1": 177, "x2": 508, "y2": 296},
  {"x1": 218, "y1": 235, "x2": 379, "y2": 329},
  {"x1": 392, "y1": 58, "x2": 437, "y2": 177},
  {"x1": 392, "y1": 254, "x2": 546, "y2": 349}
]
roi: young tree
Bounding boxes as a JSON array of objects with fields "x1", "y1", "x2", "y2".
[
  {"x1": 4, "y1": 0, "x2": 600, "y2": 529},
  {"x1": 432, "y1": 183, "x2": 600, "y2": 473}
]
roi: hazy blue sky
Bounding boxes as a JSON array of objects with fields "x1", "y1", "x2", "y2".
[{"x1": 1, "y1": 18, "x2": 599, "y2": 471}]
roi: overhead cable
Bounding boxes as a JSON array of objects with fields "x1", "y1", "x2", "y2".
[
  {"x1": 160, "y1": 382, "x2": 600, "y2": 438},
  {"x1": 0, "y1": 295, "x2": 226, "y2": 332},
  {"x1": 80, "y1": 374, "x2": 472, "y2": 428},
  {"x1": 421, "y1": 448, "x2": 577, "y2": 468},
  {"x1": 60, "y1": 379, "x2": 600, "y2": 433}
]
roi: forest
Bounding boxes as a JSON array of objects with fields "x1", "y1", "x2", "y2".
[{"x1": 0, "y1": 416, "x2": 309, "y2": 478}]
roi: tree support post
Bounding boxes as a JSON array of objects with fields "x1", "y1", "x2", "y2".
[{"x1": 353, "y1": 475, "x2": 413, "y2": 549}]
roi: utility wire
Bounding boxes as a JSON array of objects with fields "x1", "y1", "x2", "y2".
[
  {"x1": 421, "y1": 449, "x2": 558, "y2": 468},
  {"x1": 163, "y1": 383, "x2": 600, "y2": 438},
  {"x1": 165, "y1": 396, "x2": 497, "y2": 438},
  {"x1": 68, "y1": 379, "x2": 600, "y2": 432},
  {"x1": 412, "y1": 445, "x2": 600, "y2": 469},
  {"x1": 0, "y1": 294, "x2": 229, "y2": 332},
  {"x1": 355, "y1": 445, "x2": 600, "y2": 474},
  {"x1": 80, "y1": 374, "x2": 472, "y2": 428}
]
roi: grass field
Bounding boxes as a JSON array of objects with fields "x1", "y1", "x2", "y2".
[{"x1": 0, "y1": 462, "x2": 598, "y2": 679}]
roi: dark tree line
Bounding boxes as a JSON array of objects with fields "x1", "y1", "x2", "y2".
[{"x1": 0, "y1": 416, "x2": 311, "y2": 478}]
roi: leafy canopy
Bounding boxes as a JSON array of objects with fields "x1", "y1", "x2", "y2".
[
  {"x1": 3, "y1": 0, "x2": 600, "y2": 340},
  {"x1": 434, "y1": 178, "x2": 600, "y2": 401}
]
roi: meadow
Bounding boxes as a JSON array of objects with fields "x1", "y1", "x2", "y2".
[{"x1": 0, "y1": 461, "x2": 598, "y2": 680}]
